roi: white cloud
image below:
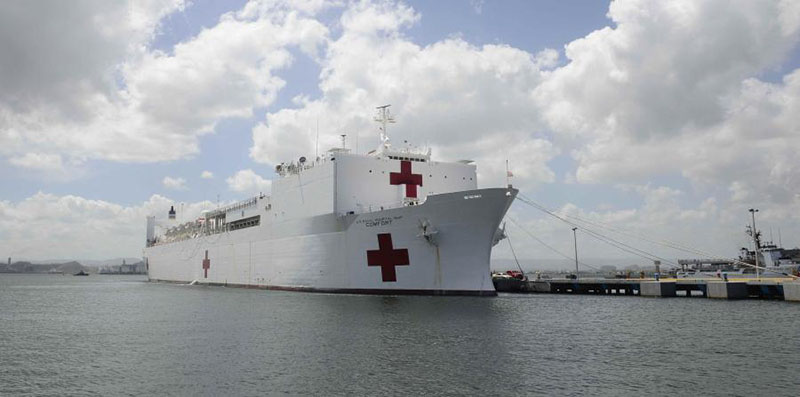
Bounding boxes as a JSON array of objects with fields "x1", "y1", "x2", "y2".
[
  {"x1": 250, "y1": 1, "x2": 558, "y2": 187},
  {"x1": 497, "y1": 184, "x2": 789, "y2": 265},
  {"x1": 4, "y1": 0, "x2": 800, "y2": 262},
  {"x1": 162, "y1": 176, "x2": 187, "y2": 190},
  {"x1": 247, "y1": 0, "x2": 800, "y2": 210},
  {"x1": 5, "y1": 152, "x2": 87, "y2": 181},
  {"x1": 0, "y1": 192, "x2": 211, "y2": 260},
  {"x1": 8, "y1": 153, "x2": 65, "y2": 171},
  {"x1": 0, "y1": 1, "x2": 185, "y2": 117},
  {"x1": 470, "y1": 0, "x2": 484, "y2": 15},
  {"x1": 226, "y1": 169, "x2": 272, "y2": 194},
  {"x1": 0, "y1": 0, "x2": 330, "y2": 170},
  {"x1": 200, "y1": 170, "x2": 214, "y2": 179},
  {"x1": 533, "y1": 0, "x2": 800, "y2": 191}
]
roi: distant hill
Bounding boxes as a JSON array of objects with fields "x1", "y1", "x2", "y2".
[
  {"x1": 5, "y1": 257, "x2": 141, "y2": 266},
  {"x1": 77, "y1": 258, "x2": 142, "y2": 267},
  {"x1": 0, "y1": 260, "x2": 91, "y2": 274},
  {"x1": 1, "y1": 256, "x2": 146, "y2": 273}
]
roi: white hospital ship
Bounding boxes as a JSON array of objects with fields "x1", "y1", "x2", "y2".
[{"x1": 144, "y1": 106, "x2": 517, "y2": 295}]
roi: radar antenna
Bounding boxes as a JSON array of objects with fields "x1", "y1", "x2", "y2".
[{"x1": 374, "y1": 104, "x2": 395, "y2": 144}]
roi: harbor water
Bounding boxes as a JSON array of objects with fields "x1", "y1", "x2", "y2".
[{"x1": 1, "y1": 274, "x2": 799, "y2": 396}]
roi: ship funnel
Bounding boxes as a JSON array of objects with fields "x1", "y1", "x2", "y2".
[
  {"x1": 168, "y1": 206, "x2": 176, "y2": 220},
  {"x1": 146, "y1": 216, "x2": 156, "y2": 246}
]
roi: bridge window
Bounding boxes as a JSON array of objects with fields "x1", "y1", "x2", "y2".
[{"x1": 229, "y1": 215, "x2": 260, "y2": 231}]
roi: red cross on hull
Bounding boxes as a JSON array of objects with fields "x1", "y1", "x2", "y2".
[
  {"x1": 390, "y1": 160, "x2": 423, "y2": 198},
  {"x1": 202, "y1": 250, "x2": 210, "y2": 278},
  {"x1": 366, "y1": 233, "x2": 410, "y2": 282}
]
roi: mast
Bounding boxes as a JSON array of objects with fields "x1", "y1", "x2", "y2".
[
  {"x1": 572, "y1": 227, "x2": 579, "y2": 280},
  {"x1": 749, "y1": 208, "x2": 760, "y2": 279},
  {"x1": 374, "y1": 104, "x2": 395, "y2": 144}
]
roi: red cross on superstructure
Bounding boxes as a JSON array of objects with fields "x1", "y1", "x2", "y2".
[
  {"x1": 366, "y1": 233, "x2": 410, "y2": 282},
  {"x1": 202, "y1": 250, "x2": 210, "y2": 278},
  {"x1": 389, "y1": 160, "x2": 423, "y2": 198}
]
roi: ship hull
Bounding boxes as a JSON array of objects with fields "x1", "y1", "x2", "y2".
[{"x1": 144, "y1": 188, "x2": 516, "y2": 296}]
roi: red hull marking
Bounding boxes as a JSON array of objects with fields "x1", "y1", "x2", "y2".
[
  {"x1": 389, "y1": 160, "x2": 423, "y2": 198},
  {"x1": 202, "y1": 250, "x2": 210, "y2": 278},
  {"x1": 366, "y1": 233, "x2": 410, "y2": 282}
]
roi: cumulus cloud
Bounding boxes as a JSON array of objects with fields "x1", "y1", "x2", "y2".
[
  {"x1": 498, "y1": 184, "x2": 784, "y2": 264},
  {"x1": 250, "y1": 1, "x2": 558, "y2": 187},
  {"x1": 162, "y1": 176, "x2": 187, "y2": 190},
  {"x1": 0, "y1": 192, "x2": 211, "y2": 260},
  {"x1": 8, "y1": 153, "x2": 65, "y2": 172},
  {"x1": 226, "y1": 169, "x2": 272, "y2": 194},
  {"x1": 0, "y1": 1, "x2": 184, "y2": 116},
  {"x1": 4, "y1": 0, "x2": 800, "y2": 262},
  {"x1": 0, "y1": 0, "x2": 329, "y2": 168},
  {"x1": 200, "y1": 170, "x2": 214, "y2": 179},
  {"x1": 247, "y1": 0, "x2": 800, "y2": 221},
  {"x1": 534, "y1": 0, "x2": 800, "y2": 189}
]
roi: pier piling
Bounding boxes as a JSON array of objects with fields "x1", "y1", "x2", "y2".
[
  {"x1": 784, "y1": 283, "x2": 800, "y2": 302},
  {"x1": 640, "y1": 281, "x2": 677, "y2": 297}
]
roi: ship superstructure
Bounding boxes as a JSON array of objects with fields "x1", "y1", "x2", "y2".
[{"x1": 145, "y1": 106, "x2": 516, "y2": 295}]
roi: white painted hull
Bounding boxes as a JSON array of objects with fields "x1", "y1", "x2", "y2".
[{"x1": 145, "y1": 188, "x2": 516, "y2": 295}]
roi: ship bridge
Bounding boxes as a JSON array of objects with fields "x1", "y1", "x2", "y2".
[{"x1": 267, "y1": 105, "x2": 477, "y2": 219}]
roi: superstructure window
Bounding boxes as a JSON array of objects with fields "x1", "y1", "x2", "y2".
[
  {"x1": 388, "y1": 156, "x2": 426, "y2": 162},
  {"x1": 229, "y1": 215, "x2": 260, "y2": 231}
]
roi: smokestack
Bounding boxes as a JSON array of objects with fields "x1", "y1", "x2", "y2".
[
  {"x1": 146, "y1": 216, "x2": 156, "y2": 246},
  {"x1": 168, "y1": 206, "x2": 176, "y2": 220}
]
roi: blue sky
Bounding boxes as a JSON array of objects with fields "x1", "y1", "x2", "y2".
[{"x1": 2, "y1": 0, "x2": 800, "y2": 261}]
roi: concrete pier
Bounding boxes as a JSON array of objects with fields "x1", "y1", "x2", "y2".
[
  {"x1": 640, "y1": 281, "x2": 677, "y2": 297},
  {"x1": 784, "y1": 283, "x2": 800, "y2": 302},
  {"x1": 703, "y1": 282, "x2": 749, "y2": 299},
  {"x1": 527, "y1": 281, "x2": 551, "y2": 292},
  {"x1": 546, "y1": 279, "x2": 641, "y2": 295},
  {"x1": 747, "y1": 280, "x2": 785, "y2": 299},
  {"x1": 675, "y1": 280, "x2": 707, "y2": 297},
  {"x1": 494, "y1": 277, "x2": 799, "y2": 303}
]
